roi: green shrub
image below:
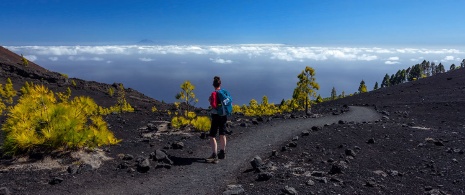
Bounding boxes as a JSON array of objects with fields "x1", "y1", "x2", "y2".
[
  {"x1": 191, "y1": 116, "x2": 211, "y2": 132},
  {"x1": 108, "y1": 87, "x2": 115, "y2": 97},
  {"x1": 1, "y1": 85, "x2": 120, "y2": 156}
]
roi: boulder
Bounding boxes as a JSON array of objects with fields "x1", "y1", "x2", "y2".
[
  {"x1": 257, "y1": 172, "x2": 273, "y2": 181},
  {"x1": 301, "y1": 130, "x2": 310, "y2": 136},
  {"x1": 223, "y1": 185, "x2": 245, "y2": 195},
  {"x1": 172, "y1": 141, "x2": 184, "y2": 149},
  {"x1": 49, "y1": 177, "x2": 64, "y2": 185},
  {"x1": 282, "y1": 186, "x2": 298, "y2": 195},
  {"x1": 135, "y1": 156, "x2": 151, "y2": 173},
  {"x1": 250, "y1": 156, "x2": 264, "y2": 171}
]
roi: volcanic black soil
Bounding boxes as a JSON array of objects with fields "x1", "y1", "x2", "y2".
[{"x1": 0, "y1": 46, "x2": 464, "y2": 195}]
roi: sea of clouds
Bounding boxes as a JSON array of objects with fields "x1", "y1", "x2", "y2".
[{"x1": 6, "y1": 45, "x2": 464, "y2": 108}]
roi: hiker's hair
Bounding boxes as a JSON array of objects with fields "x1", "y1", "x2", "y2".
[{"x1": 213, "y1": 76, "x2": 221, "y2": 88}]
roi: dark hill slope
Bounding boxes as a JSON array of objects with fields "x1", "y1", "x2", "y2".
[
  {"x1": 0, "y1": 46, "x2": 169, "y2": 110},
  {"x1": 240, "y1": 69, "x2": 465, "y2": 194},
  {"x1": 316, "y1": 68, "x2": 465, "y2": 128}
]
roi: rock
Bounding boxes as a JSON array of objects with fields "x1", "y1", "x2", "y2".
[
  {"x1": 172, "y1": 141, "x2": 184, "y2": 149},
  {"x1": 291, "y1": 167, "x2": 306, "y2": 175},
  {"x1": 257, "y1": 172, "x2": 273, "y2": 181},
  {"x1": 200, "y1": 132, "x2": 207, "y2": 139},
  {"x1": 49, "y1": 177, "x2": 64, "y2": 185},
  {"x1": 117, "y1": 162, "x2": 130, "y2": 169},
  {"x1": 387, "y1": 170, "x2": 400, "y2": 176},
  {"x1": 373, "y1": 170, "x2": 388, "y2": 177},
  {"x1": 67, "y1": 164, "x2": 79, "y2": 174},
  {"x1": 292, "y1": 136, "x2": 299, "y2": 141},
  {"x1": 122, "y1": 154, "x2": 134, "y2": 161},
  {"x1": 282, "y1": 186, "x2": 298, "y2": 195},
  {"x1": 330, "y1": 177, "x2": 343, "y2": 183},
  {"x1": 311, "y1": 171, "x2": 326, "y2": 177},
  {"x1": 252, "y1": 119, "x2": 259, "y2": 125},
  {"x1": 301, "y1": 130, "x2": 310, "y2": 136},
  {"x1": 281, "y1": 146, "x2": 288, "y2": 152},
  {"x1": 77, "y1": 163, "x2": 93, "y2": 174},
  {"x1": 382, "y1": 116, "x2": 390, "y2": 120},
  {"x1": 240, "y1": 123, "x2": 248, "y2": 127},
  {"x1": 365, "y1": 180, "x2": 377, "y2": 187},
  {"x1": 367, "y1": 138, "x2": 375, "y2": 144},
  {"x1": 0, "y1": 187, "x2": 11, "y2": 195},
  {"x1": 345, "y1": 149, "x2": 356, "y2": 157},
  {"x1": 329, "y1": 161, "x2": 348, "y2": 174},
  {"x1": 251, "y1": 156, "x2": 264, "y2": 171},
  {"x1": 288, "y1": 142, "x2": 297, "y2": 148},
  {"x1": 311, "y1": 126, "x2": 322, "y2": 131},
  {"x1": 424, "y1": 186, "x2": 433, "y2": 191},
  {"x1": 338, "y1": 120, "x2": 346, "y2": 125},
  {"x1": 147, "y1": 123, "x2": 157, "y2": 131},
  {"x1": 150, "y1": 150, "x2": 173, "y2": 164},
  {"x1": 314, "y1": 177, "x2": 328, "y2": 183},
  {"x1": 152, "y1": 149, "x2": 167, "y2": 161},
  {"x1": 305, "y1": 179, "x2": 315, "y2": 186},
  {"x1": 434, "y1": 140, "x2": 444, "y2": 146},
  {"x1": 136, "y1": 157, "x2": 151, "y2": 173},
  {"x1": 223, "y1": 184, "x2": 245, "y2": 195},
  {"x1": 271, "y1": 150, "x2": 278, "y2": 156}
]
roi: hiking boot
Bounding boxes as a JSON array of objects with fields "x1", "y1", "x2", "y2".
[
  {"x1": 205, "y1": 153, "x2": 218, "y2": 164},
  {"x1": 218, "y1": 150, "x2": 225, "y2": 159}
]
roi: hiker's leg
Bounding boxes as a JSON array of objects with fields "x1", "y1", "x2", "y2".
[
  {"x1": 209, "y1": 114, "x2": 220, "y2": 154},
  {"x1": 219, "y1": 135, "x2": 226, "y2": 151},
  {"x1": 218, "y1": 115, "x2": 227, "y2": 151},
  {"x1": 210, "y1": 137, "x2": 217, "y2": 154}
]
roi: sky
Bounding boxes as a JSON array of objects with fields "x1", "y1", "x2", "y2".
[{"x1": 2, "y1": 0, "x2": 465, "y2": 108}]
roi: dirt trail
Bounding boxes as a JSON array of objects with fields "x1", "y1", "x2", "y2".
[{"x1": 59, "y1": 106, "x2": 381, "y2": 195}]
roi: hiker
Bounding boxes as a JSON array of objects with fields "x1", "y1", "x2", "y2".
[{"x1": 206, "y1": 76, "x2": 232, "y2": 163}]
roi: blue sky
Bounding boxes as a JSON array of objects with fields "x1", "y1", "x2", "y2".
[
  {"x1": 2, "y1": 1, "x2": 465, "y2": 108},
  {"x1": 2, "y1": 0, "x2": 465, "y2": 46}
]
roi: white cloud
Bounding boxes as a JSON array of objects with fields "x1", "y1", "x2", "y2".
[
  {"x1": 5, "y1": 45, "x2": 464, "y2": 64},
  {"x1": 24, "y1": 55, "x2": 37, "y2": 62},
  {"x1": 139, "y1": 57, "x2": 154, "y2": 62},
  {"x1": 68, "y1": 56, "x2": 104, "y2": 61},
  {"x1": 385, "y1": 61, "x2": 400, "y2": 65},
  {"x1": 443, "y1": 55, "x2": 455, "y2": 61},
  {"x1": 210, "y1": 58, "x2": 233, "y2": 64},
  {"x1": 358, "y1": 54, "x2": 378, "y2": 61},
  {"x1": 48, "y1": 56, "x2": 59, "y2": 61},
  {"x1": 410, "y1": 57, "x2": 424, "y2": 62}
]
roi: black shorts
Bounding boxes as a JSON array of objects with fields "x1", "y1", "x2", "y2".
[{"x1": 209, "y1": 114, "x2": 227, "y2": 137}]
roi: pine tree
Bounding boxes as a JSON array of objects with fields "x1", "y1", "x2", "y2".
[
  {"x1": 292, "y1": 66, "x2": 320, "y2": 113},
  {"x1": 316, "y1": 95, "x2": 323, "y2": 103},
  {"x1": 175, "y1": 80, "x2": 198, "y2": 117},
  {"x1": 331, "y1": 87, "x2": 337, "y2": 100},
  {"x1": 358, "y1": 80, "x2": 367, "y2": 93},
  {"x1": 450, "y1": 64, "x2": 456, "y2": 71},
  {"x1": 373, "y1": 82, "x2": 379, "y2": 90},
  {"x1": 381, "y1": 74, "x2": 390, "y2": 88},
  {"x1": 461, "y1": 59, "x2": 465, "y2": 68}
]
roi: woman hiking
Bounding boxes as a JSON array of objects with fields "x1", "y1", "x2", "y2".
[{"x1": 205, "y1": 76, "x2": 230, "y2": 164}]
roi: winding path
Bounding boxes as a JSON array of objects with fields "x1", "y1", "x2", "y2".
[{"x1": 72, "y1": 106, "x2": 381, "y2": 195}]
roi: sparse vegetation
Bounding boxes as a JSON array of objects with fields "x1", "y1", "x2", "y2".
[{"x1": 21, "y1": 54, "x2": 28, "y2": 67}]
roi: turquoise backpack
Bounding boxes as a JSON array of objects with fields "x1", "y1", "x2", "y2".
[{"x1": 216, "y1": 89, "x2": 233, "y2": 116}]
